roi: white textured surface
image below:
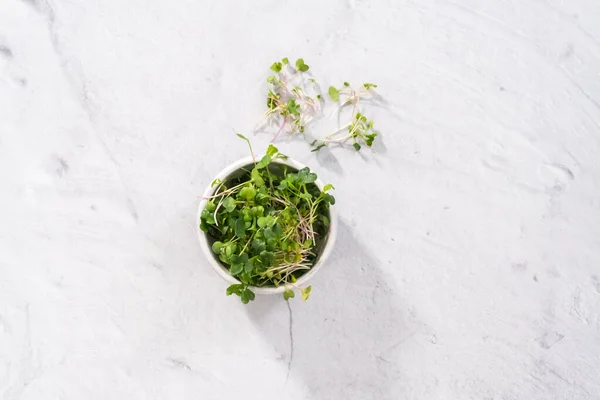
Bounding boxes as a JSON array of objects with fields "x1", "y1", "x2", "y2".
[{"x1": 1, "y1": 0, "x2": 600, "y2": 399}]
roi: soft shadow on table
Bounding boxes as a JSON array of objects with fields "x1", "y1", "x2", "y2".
[
  {"x1": 370, "y1": 130, "x2": 387, "y2": 155},
  {"x1": 315, "y1": 146, "x2": 343, "y2": 175},
  {"x1": 246, "y1": 219, "x2": 406, "y2": 400}
]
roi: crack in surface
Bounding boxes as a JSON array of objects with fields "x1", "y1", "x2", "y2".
[
  {"x1": 167, "y1": 357, "x2": 192, "y2": 371},
  {"x1": 286, "y1": 301, "x2": 294, "y2": 381},
  {"x1": 26, "y1": 0, "x2": 141, "y2": 223}
]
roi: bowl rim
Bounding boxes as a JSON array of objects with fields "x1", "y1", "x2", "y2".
[{"x1": 196, "y1": 156, "x2": 338, "y2": 295}]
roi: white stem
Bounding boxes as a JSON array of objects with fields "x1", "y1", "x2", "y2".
[
  {"x1": 213, "y1": 197, "x2": 225, "y2": 227},
  {"x1": 325, "y1": 123, "x2": 352, "y2": 139}
]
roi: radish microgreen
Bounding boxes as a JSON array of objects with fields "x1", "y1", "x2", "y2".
[
  {"x1": 310, "y1": 82, "x2": 379, "y2": 151},
  {"x1": 259, "y1": 60, "x2": 382, "y2": 152},
  {"x1": 258, "y1": 58, "x2": 321, "y2": 141},
  {"x1": 200, "y1": 135, "x2": 335, "y2": 303}
]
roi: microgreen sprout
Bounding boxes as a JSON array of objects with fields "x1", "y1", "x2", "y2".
[
  {"x1": 258, "y1": 58, "x2": 322, "y2": 141},
  {"x1": 258, "y1": 59, "x2": 382, "y2": 152},
  {"x1": 200, "y1": 135, "x2": 335, "y2": 304},
  {"x1": 236, "y1": 133, "x2": 255, "y2": 163},
  {"x1": 311, "y1": 82, "x2": 379, "y2": 151}
]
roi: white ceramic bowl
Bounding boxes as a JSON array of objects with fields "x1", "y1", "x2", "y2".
[{"x1": 197, "y1": 156, "x2": 338, "y2": 295}]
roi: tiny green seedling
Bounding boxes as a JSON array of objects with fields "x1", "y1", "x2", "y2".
[
  {"x1": 200, "y1": 134, "x2": 335, "y2": 304},
  {"x1": 259, "y1": 58, "x2": 322, "y2": 141},
  {"x1": 311, "y1": 82, "x2": 379, "y2": 151},
  {"x1": 259, "y1": 58, "x2": 382, "y2": 152}
]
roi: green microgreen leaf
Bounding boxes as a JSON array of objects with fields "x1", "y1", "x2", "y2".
[
  {"x1": 234, "y1": 218, "x2": 247, "y2": 238},
  {"x1": 255, "y1": 155, "x2": 271, "y2": 169},
  {"x1": 266, "y1": 144, "x2": 279, "y2": 157},
  {"x1": 259, "y1": 250, "x2": 275, "y2": 267},
  {"x1": 241, "y1": 288, "x2": 255, "y2": 304},
  {"x1": 245, "y1": 258, "x2": 255, "y2": 273},
  {"x1": 250, "y1": 206, "x2": 264, "y2": 217},
  {"x1": 211, "y1": 241, "x2": 224, "y2": 254},
  {"x1": 323, "y1": 184, "x2": 334, "y2": 192},
  {"x1": 230, "y1": 261, "x2": 243, "y2": 275},
  {"x1": 328, "y1": 86, "x2": 339, "y2": 102},
  {"x1": 251, "y1": 168, "x2": 265, "y2": 187},
  {"x1": 270, "y1": 62, "x2": 282, "y2": 73},
  {"x1": 282, "y1": 57, "x2": 289, "y2": 65},
  {"x1": 201, "y1": 209, "x2": 215, "y2": 224},
  {"x1": 230, "y1": 253, "x2": 249, "y2": 275},
  {"x1": 205, "y1": 201, "x2": 216, "y2": 212},
  {"x1": 301, "y1": 286, "x2": 312, "y2": 301},
  {"x1": 252, "y1": 239, "x2": 266, "y2": 253},
  {"x1": 353, "y1": 143, "x2": 362, "y2": 151},
  {"x1": 239, "y1": 186, "x2": 256, "y2": 200},
  {"x1": 226, "y1": 284, "x2": 243, "y2": 296},
  {"x1": 295, "y1": 58, "x2": 309, "y2": 72},
  {"x1": 199, "y1": 221, "x2": 208, "y2": 232},
  {"x1": 262, "y1": 215, "x2": 277, "y2": 228},
  {"x1": 365, "y1": 133, "x2": 378, "y2": 147},
  {"x1": 324, "y1": 193, "x2": 336, "y2": 205},
  {"x1": 305, "y1": 172, "x2": 317, "y2": 183},
  {"x1": 363, "y1": 83, "x2": 378, "y2": 89},
  {"x1": 223, "y1": 197, "x2": 236, "y2": 213},
  {"x1": 287, "y1": 99, "x2": 300, "y2": 116},
  {"x1": 283, "y1": 288, "x2": 295, "y2": 301},
  {"x1": 257, "y1": 216, "x2": 268, "y2": 228},
  {"x1": 225, "y1": 243, "x2": 237, "y2": 257}
]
